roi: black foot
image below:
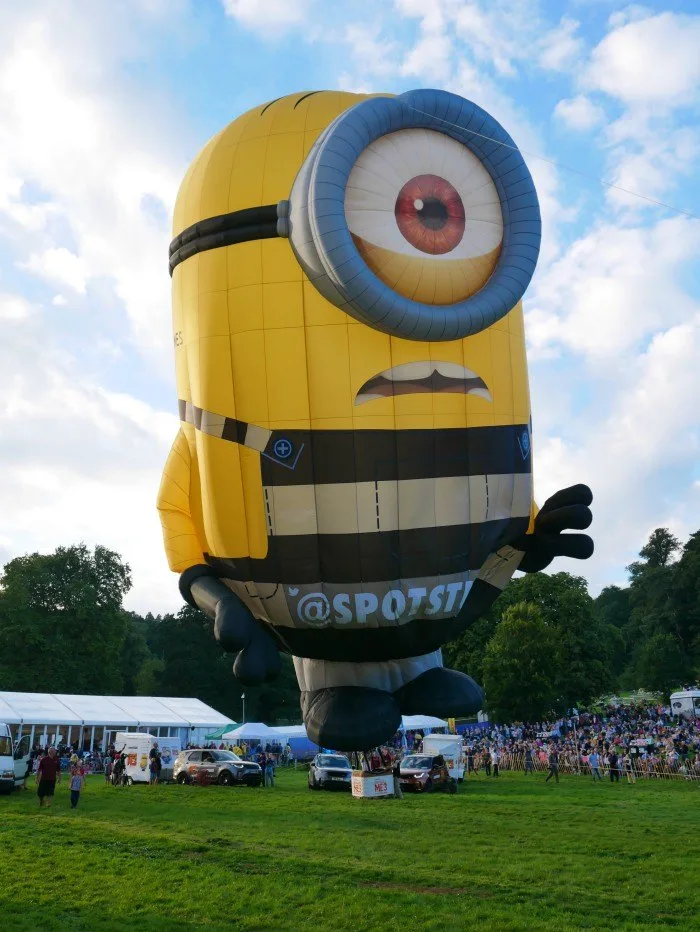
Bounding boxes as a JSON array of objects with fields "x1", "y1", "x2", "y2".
[
  {"x1": 303, "y1": 687, "x2": 401, "y2": 752},
  {"x1": 395, "y1": 667, "x2": 484, "y2": 717}
]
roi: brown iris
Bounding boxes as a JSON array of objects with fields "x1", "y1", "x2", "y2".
[{"x1": 394, "y1": 174, "x2": 466, "y2": 255}]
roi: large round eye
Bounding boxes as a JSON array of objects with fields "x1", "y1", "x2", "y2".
[
  {"x1": 286, "y1": 89, "x2": 540, "y2": 342},
  {"x1": 344, "y1": 129, "x2": 502, "y2": 305}
]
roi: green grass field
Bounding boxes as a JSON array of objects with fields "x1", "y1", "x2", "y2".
[{"x1": 1, "y1": 769, "x2": 698, "y2": 931}]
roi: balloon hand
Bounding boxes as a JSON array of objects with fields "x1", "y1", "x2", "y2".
[
  {"x1": 215, "y1": 599, "x2": 281, "y2": 686},
  {"x1": 514, "y1": 484, "x2": 593, "y2": 574}
]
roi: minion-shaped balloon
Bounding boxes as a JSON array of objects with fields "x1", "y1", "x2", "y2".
[{"x1": 158, "y1": 90, "x2": 593, "y2": 750}]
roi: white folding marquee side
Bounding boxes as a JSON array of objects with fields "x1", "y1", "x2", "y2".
[{"x1": 0, "y1": 692, "x2": 233, "y2": 751}]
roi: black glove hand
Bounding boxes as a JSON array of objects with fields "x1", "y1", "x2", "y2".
[
  {"x1": 514, "y1": 484, "x2": 593, "y2": 573},
  {"x1": 184, "y1": 570, "x2": 281, "y2": 687},
  {"x1": 214, "y1": 598, "x2": 282, "y2": 686}
]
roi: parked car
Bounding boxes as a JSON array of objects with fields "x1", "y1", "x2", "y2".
[
  {"x1": 308, "y1": 753, "x2": 352, "y2": 791},
  {"x1": 173, "y1": 749, "x2": 262, "y2": 787},
  {"x1": 397, "y1": 754, "x2": 456, "y2": 793}
]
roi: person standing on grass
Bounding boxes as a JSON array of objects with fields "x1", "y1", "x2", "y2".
[
  {"x1": 36, "y1": 746, "x2": 61, "y2": 810},
  {"x1": 466, "y1": 748, "x2": 475, "y2": 777},
  {"x1": 482, "y1": 748, "x2": 492, "y2": 777},
  {"x1": 545, "y1": 748, "x2": 559, "y2": 784},
  {"x1": 589, "y1": 750, "x2": 602, "y2": 781},
  {"x1": 264, "y1": 755, "x2": 275, "y2": 788},
  {"x1": 149, "y1": 743, "x2": 162, "y2": 786},
  {"x1": 623, "y1": 752, "x2": 636, "y2": 784},
  {"x1": 492, "y1": 746, "x2": 500, "y2": 778},
  {"x1": 609, "y1": 749, "x2": 620, "y2": 783},
  {"x1": 524, "y1": 747, "x2": 534, "y2": 775},
  {"x1": 69, "y1": 756, "x2": 85, "y2": 810}
]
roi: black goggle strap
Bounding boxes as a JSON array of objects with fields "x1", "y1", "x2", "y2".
[{"x1": 168, "y1": 200, "x2": 290, "y2": 276}]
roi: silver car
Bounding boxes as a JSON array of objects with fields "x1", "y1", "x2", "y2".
[
  {"x1": 173, "y1": 749, "x2": 262, "y2": 787},
  {"x1": 308, "y1": 753, "x2": 352, "y2": 791}
]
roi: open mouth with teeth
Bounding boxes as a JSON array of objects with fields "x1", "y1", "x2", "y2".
[{"x1": 355, "y1": 361, "x2": 492, "y2": 406}]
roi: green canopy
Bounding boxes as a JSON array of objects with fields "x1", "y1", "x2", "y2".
[{"x1": 205, "y1": 724, "x2": 238, "y2": 741}]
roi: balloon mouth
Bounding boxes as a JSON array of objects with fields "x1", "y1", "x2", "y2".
[{"x1": 354, "y1": 361, "x2": 492, "y2": 406}]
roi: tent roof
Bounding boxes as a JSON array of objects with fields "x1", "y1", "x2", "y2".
[
  {"x1": 400, "y1": 715, "x2": 448, "y2": 731},
  {"x1": 0, "y1": 692, "x2": 83, "y2": 726},
  {"x1": 0, "y1": 692, "x2": 231, "y2": 729},
  {"x1": 205, "y1": 724, "x2": 239, "y2": 740},
  {"x1": 154, "y1": 697, "x2": 233, "y2": 728},
  {"x1": 222, "y1": 722, "x2": 275, "y2": 740},
  {"x1": 269, "y1": 725, "x2": 307, "y2": 738}
]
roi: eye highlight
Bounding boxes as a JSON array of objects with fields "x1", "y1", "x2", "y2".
[{"x1": 345, "y1": 128, "x2": 503, "y2": 306}]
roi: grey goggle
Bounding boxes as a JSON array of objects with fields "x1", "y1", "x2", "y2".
[{"x1": 169, "y1": 89, "x2": 541, "y2": 342}]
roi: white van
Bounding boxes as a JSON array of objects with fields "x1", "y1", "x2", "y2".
[
  {"x1": 113, "y1": 732, "x2": 158, "y2": 785},
  {"x1": 0, "y1": 724, "x2": 31, "y2": 794},
  {"x1": 670, "y1": 690, "x2": 700, "y2": 720},
  {"x1": 421, "y1": 733, "x2": 464, "y2": 781}
]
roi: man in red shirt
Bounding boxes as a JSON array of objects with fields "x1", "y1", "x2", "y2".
[{"x1": 36, "y1": 747, "x2": 61, "y2": 809}]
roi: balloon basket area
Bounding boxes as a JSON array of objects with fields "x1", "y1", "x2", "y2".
[{"x1": 351, "y1": 770, "x2": 395, "y2": 799}]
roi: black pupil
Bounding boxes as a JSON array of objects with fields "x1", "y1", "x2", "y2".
[{"x1": 415, "y1": 197, "x2": 448, "y2": 230}]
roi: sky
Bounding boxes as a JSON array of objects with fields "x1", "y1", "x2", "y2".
[{"x1": 0, "y1": 0, "x2": 698, "y2": 615}]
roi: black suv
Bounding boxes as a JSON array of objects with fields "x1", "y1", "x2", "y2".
[{"x1": 398, "y1": 754, "x2": 456, "y2": 793}]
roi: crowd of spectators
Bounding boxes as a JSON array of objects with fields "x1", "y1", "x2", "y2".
[{"x1": 435, "y1": 702, "x2": 699, "y2": 780}]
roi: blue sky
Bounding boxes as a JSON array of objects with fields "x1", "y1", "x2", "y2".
[{"x1": 0, "y1": 0, "x2": 698, "y2": 613}]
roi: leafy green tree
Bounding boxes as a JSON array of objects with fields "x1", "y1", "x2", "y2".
[
  {"x1": 119, "y1": 612, "x2": 154, "y2": 695},
  {"x1": 670, "y1": 530, "x2": 700, "y2": 662},
  {"x1": 595, "y1": 585, "x2": 631, "y2": 630},
  {"x1": 621, "y1": 528, "x2": 692, "y2": 690},
  {"x1": 593, "y1": 585, "x2": 630, "y2": 679},
  {"x1": 0, "y1": 544, "x2": 131, "y2": 693},
  {"x1": 630, "y1": 528, "x2": 681, "y2": 573},
  {"x1": 482, "y1": 602, "x2": 561, "y2": 722},
  {"x1": 503, "y1": 572, "x2": 615, "y2": 707},
  {"x1": 443, "y1": 609, "x2": 500, "y2": 685},
  {"x1": 133, "y1": 655, "x2": 165, "y2": 696},
  {"x1": 632, "y1": 631, "x2": 692, "y2": 694}
]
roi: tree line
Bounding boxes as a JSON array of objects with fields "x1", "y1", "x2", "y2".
[{"x1": 0, "y1": 528, "x2": 697, "y2": 724}]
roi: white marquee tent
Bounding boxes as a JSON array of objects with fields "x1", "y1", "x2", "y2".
[
  {"x1": 221, "y1": 722, "x2": 276, "y2": 741},
  {"x1": 400, "y1": 715, "x2": 448, "y2": 731},
  {"x1": 0, "y1": 692, "x2": 234, "y2": 751}
]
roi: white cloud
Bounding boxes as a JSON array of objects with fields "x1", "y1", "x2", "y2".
[
  {"x1": 554, "y1": 95, "x2": 605, "y2": 131},
  {"x1": 604, "y1": 123, "x2": 699, "y2": 212},
  {"x1": 0, "y1": 297, "x2": 180, "y2": 614},
  {"x1": 0, "y1": 5, "x2": 185, "y2": 367},
  {"x1": 0, "y1": 4, "x2": 189, "y2": 613},
  {"x1": 538, "y1": 17, "x2": 585, "y2": 72},
  {"x1": 343, "y1": 23, "x2": 400, "y2": 78},
  {"x1": 533, "y1": 311, "x2": 700, "y2": 593},
  {"x1": 400, "y1": 32, "x2": 453, "y2": 84},
  {"x1": 527, "y1": 216, "x2": 700, "y2": 358},
  {"x1": 0, "y1": 293, "x2": 32, "y2": 320},
  {"x1": 585, "y1": 12, "x2": 700, "y2": 107},
  {"x1": 21, "y1": 247, "x2": 89, "y2": 294},
  {"x1": 222, "y1": 0, "x2": 312, "y2": 34}
]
